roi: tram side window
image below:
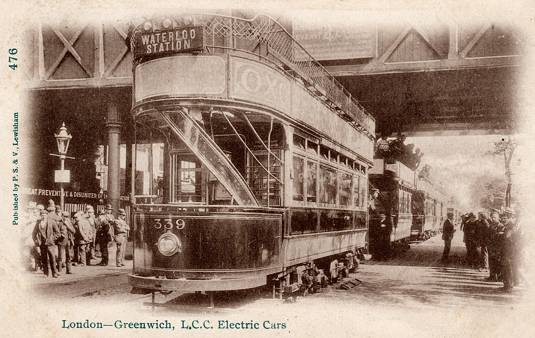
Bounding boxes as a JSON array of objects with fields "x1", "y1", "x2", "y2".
[
  {"x1": 307, "y1": 161, "x2": 317, "y2": 202},
  {"x1": 290, "y1": 209, "x2": 318, "y2": 234},
  {"x1": 339, "y1": 172, "x2": 352, "y2": 207},
  {"x1": 307, "y1": 141, "x2": 318, "y2": 156},
  {"x1": 359, "y1": 174, "x2": 367, "y2": 208},
  {"x1": 320, "y1": 145, "x2": 329, "y2": 161},
  {"x1": 292, "y1": 156, "x2": 305, "y2": 201},
  {"x1": 293, "y1": 135, "x2": 306, "y2": 150},
  {"x1": 353, "y1": 175, "x2": 360, "y2": 207},
  {"x1": 319, "y1": 165, "x2": 337, "y2": 205}
]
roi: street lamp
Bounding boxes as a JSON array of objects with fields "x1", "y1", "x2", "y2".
[
  {"x1": 51, "y1": 122, "x2": 74, "y2": 210},
  {"x1": 55, "y1": 122, "x2": 72, "y2": 155}
]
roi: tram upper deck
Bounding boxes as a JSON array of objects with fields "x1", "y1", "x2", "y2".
[{"x1": 129, "y1": 14, "x2": 375, "y2": 162}]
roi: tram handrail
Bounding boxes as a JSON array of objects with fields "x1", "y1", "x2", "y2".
[
  {"x1": 197, "y1": 13, "x2": 375, "y2": 135},
  {"x1": 133, "y1": 203, "x2": 287, "y2": 213}
]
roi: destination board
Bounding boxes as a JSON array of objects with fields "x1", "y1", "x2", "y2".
[{"x1": 133, "y1": 26, "x2": 204, "y2": 59}]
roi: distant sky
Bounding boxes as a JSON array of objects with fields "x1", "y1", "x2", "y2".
[{"x1": 406, "y1": 134, "x2": 512, "y2": 210}]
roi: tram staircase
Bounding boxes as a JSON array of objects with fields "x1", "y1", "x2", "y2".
[{"x1": 159, "y1": 109, "x2": 259, "y2": 206}]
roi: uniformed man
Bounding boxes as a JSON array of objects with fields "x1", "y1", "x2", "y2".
[
  {"x1": 441, "y1": 213, "x2": 456, "y2": 262},
  {"x1": 487, "y1": 210, "x2": 504, "y2": 282},
  {"x1": 96, "y1": 204, "x2": 115, "y2": 266},
  {"x1": 114, "y1": 208, "x2": 130, "y2": 267},
  {"x1": 32, "y1": 206, "x2": 60, "y2": 278}
]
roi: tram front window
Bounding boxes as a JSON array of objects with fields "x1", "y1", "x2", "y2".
[
  {"x1": 170, "y1": 155, "x2": 203, "y2": 203},
  {"x1": 134, "y1": 142, "x2": 165, "y2": 204}
]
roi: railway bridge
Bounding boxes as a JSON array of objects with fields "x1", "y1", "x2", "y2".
[{"x1": 21, "y1": 10, "x2": 522, "y2": 210}]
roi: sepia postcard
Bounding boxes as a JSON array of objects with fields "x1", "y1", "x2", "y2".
[{"x1": 1, "y1": 0, "x2": 535, "y2": 337}]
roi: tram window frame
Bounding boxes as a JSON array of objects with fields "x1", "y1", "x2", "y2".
[
  {"x1": 320, "y1": 145, "x2": 329, "y2": 161},
  {"x1": 359, "y1": 173, "x2": 367, "y2": 208},
  {"x1": 169, "y1": 153, "x2": 204, "y2": 203},
  {"x1": 247, "y1": 149, "x2": 283, "y2": 207},
  {"x1": 330, "y1": 150, "x2": 339, "y2": 164},
  {"x1": 338, "y1": 170, "x2": 352, "y2": 207},
  {"x1": 319, "y1": 164, "x2": 337, "y2": 206},
  {"x1": 353, "y1": 175, "x2": 360, "y2": 207},
  {"x1": 291, "y1": 131, "x2": 366, "y2": 212},
  {"x1": 292, "y1": 155, "x2": 305, "y2": 202},
  {"x1": 306, "y1": 160, "x2": 318, "y2": 203},
  {"x1": 306, "y1": 140, "x2": 318, "y2": 156},
  {"x1": 293, "y1": 134, "x2": 306, "y2": 151}
]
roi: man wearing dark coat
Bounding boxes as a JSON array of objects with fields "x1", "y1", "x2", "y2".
[
  {"x1": 32, "y1": 207, "x2": 60, "y2": 278},
  {"x1": 96, "y1": 204, "x2": 115, "y2": 266},
  {"x1": 463, "y1": 213, "x2": 478, "y2": 266},
  {"x1": 441, "y1": 213, "x2": 455, "y2": 262},
  {"x1": 487, "y1": 211, "x2": 504, "y2": 282},
  {"x1": 57, "y1": 210, "x2": 76, "y2": 274},
  {"x1": 476, "y1": 212, "x2": 490, "y2": 270}
]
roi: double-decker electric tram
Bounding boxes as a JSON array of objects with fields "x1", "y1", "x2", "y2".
[{"x1": 127, "y1": 14, "x2": 375, "y2": 302}]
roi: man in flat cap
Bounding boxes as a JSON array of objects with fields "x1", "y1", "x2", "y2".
[{"x1": 113, "y1": 208, "x2": 130, "y2": 267}]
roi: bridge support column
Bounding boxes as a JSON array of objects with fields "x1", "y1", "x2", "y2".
[{"x1": 106, "y1": 102, "x2": 122, "y2": 214}]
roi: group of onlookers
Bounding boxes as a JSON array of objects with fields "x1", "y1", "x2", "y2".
[
  {"x1": 458, "y1": 207, "x2": 522, "y2": 292},
  {"x1": 375, "y1": 133, "x2": 424, "y2": 170},
  {"x1": 21, "y1": 200, "x2": 130, "y2": 278}
]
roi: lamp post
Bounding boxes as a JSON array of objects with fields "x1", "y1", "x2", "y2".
[{"x1": 52, "y1": 122, "x2": 73, "y2": 211}]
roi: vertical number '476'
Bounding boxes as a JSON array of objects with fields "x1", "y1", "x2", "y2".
[{"x1": 8, "y1": 48, "x2": 17, "y2": 70}]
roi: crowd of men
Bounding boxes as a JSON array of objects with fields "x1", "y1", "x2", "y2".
[
  {"x1": 21, "y1": 200, "x2": 130, "y2": 278},
  {"x1": 375, "y1": 133, "x2": 424, "y2": 170},
  {"x1": 442, "y1": 207, "x2": 523, "y2": 292}
]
